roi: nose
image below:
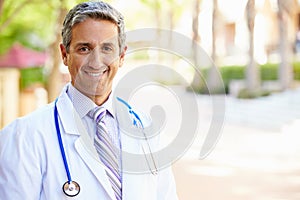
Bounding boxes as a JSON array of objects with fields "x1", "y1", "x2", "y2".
[{"x1": 87, "y1": 48, "x2": 104, "y2": 69}]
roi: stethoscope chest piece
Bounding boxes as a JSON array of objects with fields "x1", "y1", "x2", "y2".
[{"x1": 62, "y1": 181, "x2": 80, "y2": 197}]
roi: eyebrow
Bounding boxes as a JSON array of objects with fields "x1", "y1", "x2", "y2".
[
  {"x1": 101, "y1": 42, "x2": 117, "y2": 47},
  {"x1": 73, "y1": 42, "x2": 117, "y2": 48},
  {"x1": 74, "y1": 42, "x2": 91, "y2": 48}
]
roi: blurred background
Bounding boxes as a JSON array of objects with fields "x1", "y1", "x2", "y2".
[{"x1": 1, "y1": 0, "x2": 300, "y2": 199}]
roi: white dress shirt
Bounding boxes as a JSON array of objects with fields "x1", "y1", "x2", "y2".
[{"x1": 66, "y1": 84, "x2": 121, "y2": 152}]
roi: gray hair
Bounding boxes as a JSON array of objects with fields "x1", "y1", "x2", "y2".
[{"x1": 61, "y1": 1, "x2": 126, "y2": 54}]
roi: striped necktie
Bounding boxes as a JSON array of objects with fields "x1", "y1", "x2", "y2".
[{"x1": 89, "y1": 107, "x2": 122, "y2": 200}]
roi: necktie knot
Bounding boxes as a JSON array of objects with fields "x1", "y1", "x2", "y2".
[{"x1": 89, "y1": 107, "x2": 106, "y2": 123}]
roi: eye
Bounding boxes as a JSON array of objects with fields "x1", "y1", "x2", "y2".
[
  {"x1": 102, "y1": 45, "x2": 114, "y2": 53},
  {"x1": 78, "y1": 46, "x2": 91, "y2": 54}
]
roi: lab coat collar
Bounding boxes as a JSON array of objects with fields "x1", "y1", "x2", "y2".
[
  {"x1": 101, "y1": 93, "x2": 115, "y2": 118},
  {"x1": 56, "y1": 84, "x2": 81, "y2": 136}
]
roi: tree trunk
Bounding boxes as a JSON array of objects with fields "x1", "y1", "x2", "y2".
[
  {"x1": 246, "y1": 0, "x2": 260, "y2": 91},
  {"x1": 211, "y1": 0, "x2": 218, "y2": 62},
  {"x1": 190, "y1": 0, "x2": 203, "y2": 92},
  {"x1": 0, "y1": 0, "x2": 4, "y2": 17},
  {"x1": 277, "y1": 0, "x2": 294, "y2": 90},
  {"x1": 46, "y1": 1, "x2": 67, "y2": 102},
  {"x1": 206, "y1": 0, "x2": 223, "y2": 94}
]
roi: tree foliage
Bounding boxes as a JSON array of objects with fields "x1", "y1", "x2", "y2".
[{"x1": 0, "y1": 0, "x2": 86, "y2": 54}]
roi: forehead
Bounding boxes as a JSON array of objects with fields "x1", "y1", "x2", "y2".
[{"x1": 71, "y1": 18, "x2": 119, "y2": 45}]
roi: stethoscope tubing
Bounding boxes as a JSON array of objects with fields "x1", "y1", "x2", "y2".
[
  {"x1": 54, "y1": 99, "x2": 72, "y2": 183},
  {"x1": 116, "y1": 97, "x2": 144, "y2": 128}
]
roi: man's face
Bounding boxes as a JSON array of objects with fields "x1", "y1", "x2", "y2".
[{"x1": 60, "y1": 18, "x2": 125, "y2": 101}]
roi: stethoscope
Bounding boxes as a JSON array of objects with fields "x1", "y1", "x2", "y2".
[
  {"x1": 54, "y1": 98, "x2": 80, "y2": 197},
  {"x1": 54, "y1": 97, "x2": 158, "y2": 197}
]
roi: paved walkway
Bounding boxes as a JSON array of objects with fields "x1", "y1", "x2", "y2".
[{"x1": 173, "y1": 87, "x2": 300, "y2": 200}]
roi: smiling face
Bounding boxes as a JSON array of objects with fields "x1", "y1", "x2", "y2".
[{"x1": 60, "y1": 18, "x2": 126, "y2": 105}]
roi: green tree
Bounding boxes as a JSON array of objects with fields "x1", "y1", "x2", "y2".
[
  {"x1": 0, "y1": 0, "x2": 62, "y2": 53},
  {"x1": 140, "y1": 0, "x2": 162, "y2": 28},
  {"x1": 46, "y1": 0, "x2": 68, "y2": 102},
  {"x1": 0, "y1": 0, "x2": 87, "y2": 102}
]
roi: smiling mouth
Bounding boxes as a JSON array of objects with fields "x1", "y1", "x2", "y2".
[
  {"x1": 85, "y1": 68, "x2": 108, "y2": 77},
  {"x1": 87, "y1": 72, "x2": 104, "y2": 77}
]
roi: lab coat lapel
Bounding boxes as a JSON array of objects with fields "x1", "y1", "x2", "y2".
[
  {"x1": 114, "y1": 97, "x2": 154, "y2": 168},
  {"x1": 74, "y1": 139, "x2": 116, "y2": 200},
  {"x1": 114, "y1": 98, "x2": 141, "y2": 154},
  {"x1": 116, "y1": 108, "x2": 139, "y2": 199},
  {"x1": 56, "y1": 90, "x2": 116, "y2": 200},
  {"x1": 114, "y1": 98, "x2": 158, "y2": 199}
]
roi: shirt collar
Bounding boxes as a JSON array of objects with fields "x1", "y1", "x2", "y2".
[
  {"x1": 100, "y1": 92, "x2": 115, "y2": 118},
  {"x1": 66, "y1": 83, "x2": 115, "y2": 118}
]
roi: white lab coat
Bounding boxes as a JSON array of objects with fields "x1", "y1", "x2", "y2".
[{"x1": 0, "y1": 85, "x2": 178, "y2": 200}]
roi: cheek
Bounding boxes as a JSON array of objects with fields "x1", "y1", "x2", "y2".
[
  {"x1": 68, "y1": 55, "x2": 84, "y2": 70},
  {"x1": 103, "y1": 53, "x2": 120, "y2": 66},
  {"x1": 67, "y1": 57, "x2": 82, "y2": 78},
  {"x1": 109, "y1": 60, "x2": 121, "y2": 74},
  {"x1": 68, "y1": 65, "x2": 75, "y2": 76}
]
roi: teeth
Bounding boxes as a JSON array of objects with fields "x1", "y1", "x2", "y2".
[
  {"x1": 88, "y1": 72, "x2": 102, "y2": 77},
  {"x1": 87, "y1": 69, "x2": 107, "y2": 77}
]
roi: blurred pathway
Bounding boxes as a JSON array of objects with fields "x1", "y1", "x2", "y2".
[
  {"x1": 225, "y1": 88, "x2": 300, "y2": 131},
  {"x1": 173, "y1": 87, "x2": 300, "y2": 200}
]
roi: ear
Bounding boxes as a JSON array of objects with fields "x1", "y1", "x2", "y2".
[
  {"x1": 119, "y1": 46, "x2": 127, "y2": 68},
  {"x1": 60, "y1": 43, "x2": 68, "y2": 66}
]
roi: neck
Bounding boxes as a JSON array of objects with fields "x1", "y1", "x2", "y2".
[
  {"x1": 72, "y1": 84, "x2": 112, "y2": 106},
  {"x1": 92, "y1": 92, "x2": 111, "y2": 106}
]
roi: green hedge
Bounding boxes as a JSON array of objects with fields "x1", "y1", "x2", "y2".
[
  {"x1": 222, "y1": 62, "x2": 300, "y2": 81},
  {"x1": 218, "y1": 65, "x2": 244, "y2": 92},
  {"x1": 294, "y1": 62, "x2": 300, "y2": 80},
  {"x1": 20, "y1": 67, "x2": 45, "y2": 89},
  {"x1": 200, "y1": 63, "x2": 300, "y2": 93}
]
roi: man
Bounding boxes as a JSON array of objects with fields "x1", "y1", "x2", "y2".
[{"x1": 0, "y1": 1, "x2": 178, "y2": 199}]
